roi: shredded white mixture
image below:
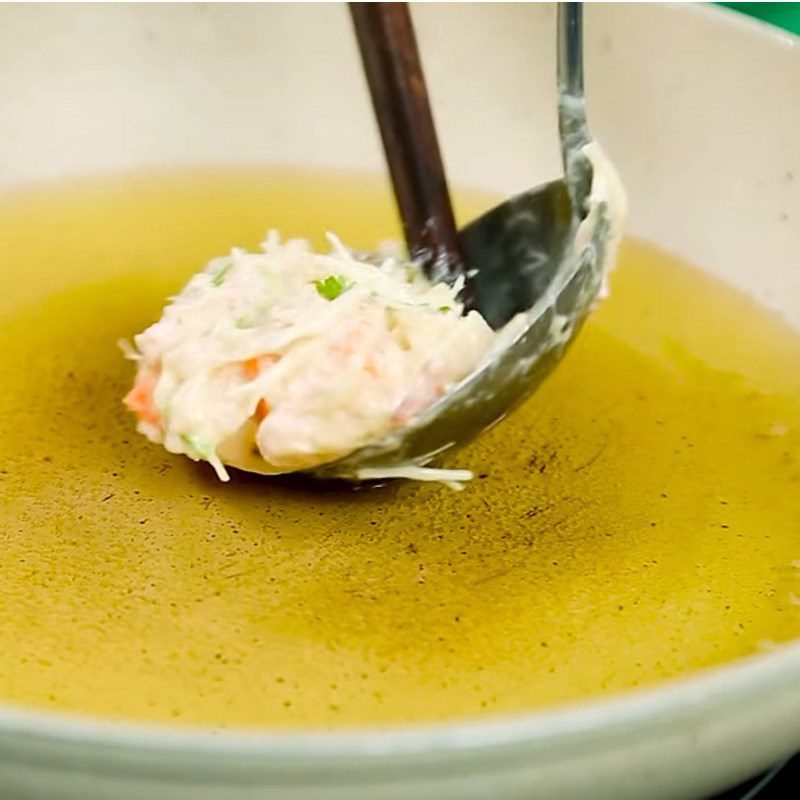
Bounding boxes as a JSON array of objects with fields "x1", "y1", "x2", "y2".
[
  {"x1": 122, "y1": 232, "x2": 496, "y2": 481},
  {"x1": 124, "y1": 146, "x2": 626, "y2": 484}
]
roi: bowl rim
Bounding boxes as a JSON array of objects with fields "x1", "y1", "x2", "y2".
[
  {"x1": 0, "y1": 641, "x2": 799, "y2": 763},
  {"x1": 1, "y1": 1, "x2": 799, "y2": 767}
]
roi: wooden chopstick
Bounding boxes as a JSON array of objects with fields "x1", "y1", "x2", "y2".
[{"x1": 350, "y1": 2, "x2": 470, "y2": 301}]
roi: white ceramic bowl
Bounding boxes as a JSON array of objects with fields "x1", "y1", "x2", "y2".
[{"x1": 1, "y1": 4, "x2": 798, "y2": 798}]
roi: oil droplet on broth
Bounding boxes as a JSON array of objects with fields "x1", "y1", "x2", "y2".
[{"x1": 0, "y1": 168, "x2": 799, "y2": 728}]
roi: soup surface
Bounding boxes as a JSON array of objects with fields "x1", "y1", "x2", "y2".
[{"x1": 1, "y1": 168, "x2": 800, "y2": 728}]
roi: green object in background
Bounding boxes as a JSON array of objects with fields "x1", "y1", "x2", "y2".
[{"x1": 719, "y1": 2, "x2": 800, "y2": 36}]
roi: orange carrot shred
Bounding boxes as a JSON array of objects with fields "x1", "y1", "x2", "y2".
[
  {"x1": 242, "y1": 354, "x2": 279, "y2": 380},
  {"x1": 243, "y1": 357, "x2": 261, "y2": 380},
  {"x1": 364, "y1": 356, "x2": 379, "y2": 378},
  {"x1": 123, "y1": 374, "x2": 161, "y2": 426},
  {"x1": 254, "y1": 398, "x2": 270, "y2": 422}
]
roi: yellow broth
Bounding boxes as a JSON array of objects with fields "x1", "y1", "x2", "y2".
[{"x1": 0, "y1": 168, "x2": 799, "y2": 728}]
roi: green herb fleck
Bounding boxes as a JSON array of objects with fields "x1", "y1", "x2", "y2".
[
  {"x1": 438, "y1": 305, "x2": 452, "y2": 313},
  {"x1": 212, "y1": 262, "x2": 233, "y2": 286},
  {"x1": 314, "y1": 275, "x2": 349, "y2": 301},
  {"x1": 181, "y1": 433, "x2": 214, "y2": 460},
  {"x1": 405, "y1": 265, "x2": 421, "y2": 283}
]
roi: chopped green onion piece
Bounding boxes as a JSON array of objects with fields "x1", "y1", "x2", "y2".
[
  {"x1": 314, "y1": 275, "x2": 349, "y2": 301},
  {"x1": 405, "y1": 265, "x2": 421, "y2": 283},
  {"x1": 181, "y1": 433, "x2": 215, "y2": 461},
  {"x1": 438, "y1": 305, "x2": 452, "y2": 313},
  {"x1": 212, "y1": 262, "x2": 233, "y2": 286}
]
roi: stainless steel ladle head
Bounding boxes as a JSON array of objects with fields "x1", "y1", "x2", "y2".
[{"x1": 312, "y1": 3, "x2": 626, "y2": 481}]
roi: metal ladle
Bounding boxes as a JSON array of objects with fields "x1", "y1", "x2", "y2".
[{"x1": 308, "y1": 2, "x2": 624, "y2": 481}]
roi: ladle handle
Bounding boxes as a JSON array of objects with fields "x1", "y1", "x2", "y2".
[
  {"x1": 557, "y1": 3, "x2": 591, "y2": 207},
  {"x1": 350, "y1": 2, "x2": 469, "y2": 298}
]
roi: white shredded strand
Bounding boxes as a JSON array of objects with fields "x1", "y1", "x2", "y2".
[
  {"x1": 355, "y1": 466, "x2": 474, "y2": 485},
  {"x1": 325, "y1": 231, "x2": 357, "y2": 262},
  {"x1": 117, "y1": 338, "x2": 141, "y2": 361}
]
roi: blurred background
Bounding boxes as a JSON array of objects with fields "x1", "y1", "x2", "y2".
[{"x1": 721, "y1": 3, "x2": 800, "y2": 36}]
